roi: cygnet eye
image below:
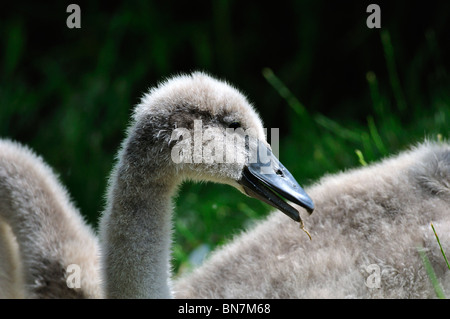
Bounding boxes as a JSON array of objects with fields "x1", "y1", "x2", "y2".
[{"x1": 228, "y1": 121, "x2": 241, "y2": 129}]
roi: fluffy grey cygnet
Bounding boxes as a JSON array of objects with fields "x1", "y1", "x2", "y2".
[{"x1": 1, "y1": 72, "x2": 449, "y2": 299}]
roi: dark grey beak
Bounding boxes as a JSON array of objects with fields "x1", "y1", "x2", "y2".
[{"x1": 237, "y1": 141, "x2": 314, "y2": 222}]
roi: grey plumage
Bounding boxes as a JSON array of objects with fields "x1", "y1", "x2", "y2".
[
  {"x1": 0, "y1": 72, "x2": 449, "y2": 298},
  {"x1": 0, "y1": 140, "x2": 102, "y2": 298},
  {"x1": 174, "y1": 141, "x2": 450, "y2": 298}
]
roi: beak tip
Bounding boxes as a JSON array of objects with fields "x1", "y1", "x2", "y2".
[
  {"x1": 296, "y1": 192, "x2": 315, "y2": 215},
  {"x1": 307, "y1": 200, "x2": 315, "y2": 214}
]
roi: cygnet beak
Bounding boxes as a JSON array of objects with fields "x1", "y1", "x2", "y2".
[{"x1": 237, "y1": 141, "x2": 314, "y2": 222}]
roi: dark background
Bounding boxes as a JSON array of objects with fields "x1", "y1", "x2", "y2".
[{"x1": 3, "y1": 2, "x2": 449, "y2": 128}]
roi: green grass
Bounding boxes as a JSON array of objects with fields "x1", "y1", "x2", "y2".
[
  {"x1": 418, "y1": 246, "x2": 446, "y2": 299},
  {"x1": 418, "y1": 224, "x2": 450, "y2": 299},
  {"x1": 432, "y1": 223, "x2": 450, "y2": 271}
]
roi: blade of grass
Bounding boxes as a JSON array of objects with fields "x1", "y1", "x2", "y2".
[
  {"x1": 314, "y1": 113, "x2": 362, "y2": 143},
  {"x1": 380, "y1": 30, "x2": 407, "y2": 112},
  {"x1": 262, "y1": 67, "x2": 308, "y2": 120},
  {"x1": 361, "y1": 131, "x2": 376, "y2": 161},
  {"x1": 418, "y1": 246, "x2": 446, "y2": 299},
  {"x1": 431, "y1": 223, "x2": 450, "y2": 271},
  {"x1": 355, "y1": 149, "x2": 368, "y2": 166},
  {"x1": 367, "y1": 116, "x2": 388, "y2": 155}
]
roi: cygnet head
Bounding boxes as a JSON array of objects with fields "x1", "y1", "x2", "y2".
[{"x1": 122, "y1": 71, "x2": 314, "y2": 221}]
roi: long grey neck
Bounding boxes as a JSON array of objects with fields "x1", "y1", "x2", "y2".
[{"x1": 99, "y1": 153, "x2": 177, "y2": 298}]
